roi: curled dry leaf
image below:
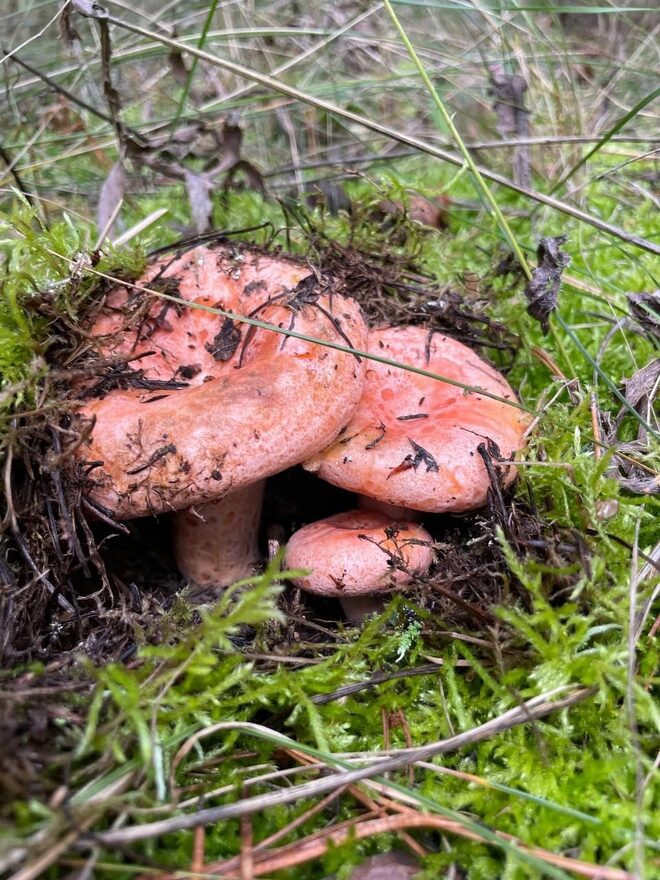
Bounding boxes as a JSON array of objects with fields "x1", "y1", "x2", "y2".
[
  {"x1": 604, "y1": 358, "x2": 660, "y2": 494},
  {"x1": 628, "y1": 290, "x2": 660, "y2": 341},
  {"x1": 58, "y1": 3, "x2": 79, "y2": 42},
  {"x1": 524, "y1": 235, "x2": 571, "y2": 334},
  {"x1": 618, "y1": 358, "x2": 660, "y2": 420},
  {"x1": 215, "y1": 116, "x2": 266, "y2": 194},
  {"x1": 375, "y1": 194, "x2": 450, "y2": 231}
]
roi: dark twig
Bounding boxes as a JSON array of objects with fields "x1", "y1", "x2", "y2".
[
  {"x1": 311, "y1": 664, "x2": 442, "y2": 704},
  {"x1": 0, "y1": 142, "x2": 35, "y2": 207}
]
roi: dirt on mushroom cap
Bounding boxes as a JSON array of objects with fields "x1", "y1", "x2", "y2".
[
  {"x1": 304, "y1": 325, "x2": 530, "y2": 513},
  {"x1": 284, "y1": 509, "x2": 433, "y2": 597},
  {"x1": 87, "y1": 243, "x2": 313, "y2": 385},
  {"x1": 75, "y1": 246, "x2": 368, "y2": 519}
]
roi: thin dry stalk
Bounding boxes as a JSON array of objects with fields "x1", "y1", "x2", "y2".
[
  {"x1": 284, "y1": 748, "x2": 425, "y2": 858},
  {"x1": 158, "y1": 811, "x2": 632, "y2": 880},
  {"x1": 191, "y1": 827, "x2": 205, "y2": 876},
  {"x1": 239, "y1": 800, "x2": 253, "y2": 880},
  {"x1": 90, "y1": 686, "x2": 593, "y2": 846}
]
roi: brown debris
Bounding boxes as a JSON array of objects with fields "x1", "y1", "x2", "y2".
[
  {"x1": 602, "y1": 359, "x2": 660, "y2": 494},
  {"x1": 628, "y1": 290, "x2": 660, "y2": 341},
  {"x1": 524, "y1": 236, "x2": 571, "y2": 334}
]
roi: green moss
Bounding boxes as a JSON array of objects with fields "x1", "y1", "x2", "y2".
[{"x1": 0, "y1": 204, "x2": 146, "y2": 421}]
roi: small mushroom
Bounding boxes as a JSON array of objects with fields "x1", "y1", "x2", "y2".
[
  {"x1": 75, "y1": 243, "x2": 367, "y2": 591},
  {"x1": 305, "y1": 325, "x2": 529, "y2": 513},
  {"x1": 377, "y1": 194, "x2": 450, "y2": 231},
  {"x1": 284, "y1": 509, "x2": 433, "y2": 620}
]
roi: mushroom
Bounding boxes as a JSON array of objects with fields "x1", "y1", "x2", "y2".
[
  {"x1": 174, "y1": 480, "x2": 265, "y2": 588},
  {"x1": 76, "y1": 242, "x2": 367, "y2": 591},
  {"x1": 304, "y1": 325, "x2": 529, "y2": 513},
  {"x1": 284, "y1": 509, "x2": 433, "y2": 620},
  {"x1": 376, "y1": 194, "x2": 450, "y2": 231}
]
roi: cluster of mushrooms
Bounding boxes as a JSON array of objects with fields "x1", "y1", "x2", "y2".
[{"x1": 75, "y1": 243, "x2": 528, "y2": 618}]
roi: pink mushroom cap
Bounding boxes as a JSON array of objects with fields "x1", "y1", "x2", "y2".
[
  {"x1": 88, "y1": 243, "x2": 313, "y2": 385},
  {"x1": 75, "y1": 244, "x2": 367, "y2": 520},
  {"x1": 305, "y1": 325, "x2": 529, "y2": 513},
  {"x1": 284, "y1": 510, "x2": 433, "y2": 598}
]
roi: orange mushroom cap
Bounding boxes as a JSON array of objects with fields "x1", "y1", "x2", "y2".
[
  {"x1": 284, "y1": 510, "x2": 433, "y2": 598},
  {"x1": 305, "y1": 325, "x2": 529, "y2": 513},
  {"x1": 88, "y1": 243, "x2": 312, "y2": 385},
  {"x1": 75, "y1": 243, "x2": 367, "y2": 521}
]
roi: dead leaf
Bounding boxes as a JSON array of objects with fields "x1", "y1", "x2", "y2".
[
  {"x1": 184, "y1": 169, "x2": 214, "y2": 234},
  {"x1": 408, "y1": 437, "x2": 439, "y2": 472},
  {"x1": 340, "y1": 852, "x2": 420, "y2": 880},
  {"x1": 58, "y1": 4, "x2": 79, "y2": 42},
  {"x1": 42, "y1": 96, "x2": 85, "y2": 134},
  {"x1": 618, "y1": 359, "x2": 660, "y2": 422},
  {"x1": 205, "y1": 319, "x2": 241, "y2": 362},
  {"x1": 604, "y1": 359, "x2": 660, "y2": 494},
  {"x1": 524, "y1": 235, "x2": 571, "y2": 334},
  {"x1": 376, "y1": 195, "x2": 450, "y2": 230},
  {"x1": 210, "y1": 115, "x2": 266, "y2": 194},
  {"x1": 628, "y1": 291, "x2": 660, "y2": 341},
  {"x1": 97, "y1": 161, "x2": 125, "y2": 237},
  {"x1": 388, "y1": 438, "x2": 439, "y2": 479}
]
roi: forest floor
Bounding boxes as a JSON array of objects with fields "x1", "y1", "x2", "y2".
[{"x1": 0, "y1": 2, "x2": 658, "y2": 879}]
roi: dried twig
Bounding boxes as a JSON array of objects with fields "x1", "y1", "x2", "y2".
[
  {"x1": 87, "y1": 686, "x2": 593, "y2": 845},
  {"x1": 152, "y1": 811, "x2": 631, "y2": 880},
  {"x1": 67, "y1": 7, "x2": 660, "y2": 257}
]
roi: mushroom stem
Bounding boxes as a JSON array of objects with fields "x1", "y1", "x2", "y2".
[
  {"x1": 357, "y1": 495, "x2": 423, "y2": 522},
  {"x1": 338, "y1": 595, "x2": 391, "y2": 622},
  {"x1": 173, "y1": 481, "x2": 265, "y2": 591}
]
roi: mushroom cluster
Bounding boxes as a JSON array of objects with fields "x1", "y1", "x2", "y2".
[
  {"x1": 285, "y1": 325, "x2": 528, "y2": 615},
  {"x1": 75, "y1": 242, "x2": 528, "y2": 613}
]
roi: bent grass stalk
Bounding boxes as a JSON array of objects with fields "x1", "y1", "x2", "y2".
[
  {"x1": 382, "y1": 0, "x2": 532, "y2": 282},
  {"x1": 79, "y1": 689, "x2": 594, "y2": 879},
  {"x1": 381, "y1": 1, "x2": 660, "y2": 443},
  {"x1": 72, "y1": 7, "x2": 660, "y2": 257}
]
